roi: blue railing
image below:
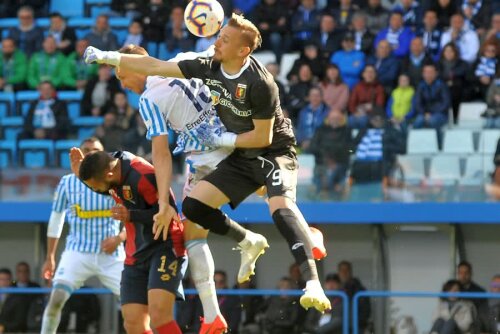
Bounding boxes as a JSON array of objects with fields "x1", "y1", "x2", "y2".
[
  {"x1": 0, "y1": 287, "x2": 350, "y2": 334},
  {"x1": 352, "y1": 291, "x2": 500, "y2": 334}
]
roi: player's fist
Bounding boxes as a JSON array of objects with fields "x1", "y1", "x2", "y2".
[
  {"x1": 101, "y1": 236, "x2": 122, "y2": 254},
  {"x1": 83, "y1": 46, "x2": 121, "y2": 66},
  {"x1": 111, "y1": 204, "x2": 129, "y2": 222},
  {"x1": 42, "y1": 257, "x2": 55, "y2": 280},
  {"x1": 69, "y1": 147, "x2": 84, "y2": 176}
]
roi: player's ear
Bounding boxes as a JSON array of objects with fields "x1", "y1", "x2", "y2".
[{"x1": 239, "y1": 46, "x2": 251, "y2": 57}]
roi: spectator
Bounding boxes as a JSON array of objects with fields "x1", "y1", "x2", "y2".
[
  {"x1": 363, "y1": 0, "x2": 390, "y2": 35},
  {"x1": 263, "y1": 277, "x2": 300, "y2": 334},
  {"x1": 417, "y1": 9, "x2": 443, "y2": 61},
  {"x1": 309, "y1": 108, "x2": 352, "y2": 196},
  {"x1": 350, "y1": 12, "x2": 376, "y2": 56},
  {"x1": 311, "y1": 13, "x2": 344, "y2": 61},
  {"x1": 252, "y1": 0, "x2": 290, "y2": 62},
  {"x1": 386, "y1": 73, "x2": 415, "y2": 126},
  {"x1": 107, "y1": 91, "x2": 136, "y2": 131},
  {"x1": 461, "y1": 0, "x2": 491, "y2": 32},
  {"x1": 110, "y1": 0, "x2": 144, "y2": 19},
  {"x1": 487, "y1": 274, "x2": 500, "y2": 333},
  {"x1": 84, "y1": 14, "x2": 119, "y2": 51},
  {"x1": 348, "y1": 65, "x2": 386, "y2": 129},
  {"x1": 214, "y1": 270, "x2": 241, "y2": 333},
  {"x1": 430, "y1": 279, "x2": 478, "y2": 334},
  {"x1": 94, "y1": 112, "x2": 126, "y2": 151},
  {"x1": 287, "y1": 43, "x2": 325, "y2": 84},
  {"x1": 265, "y1": 62, "x2": 287, "y2": 109},
  {"x1": 400, "y1": 37, "x2": 435, "y2": 88},
  {"x1": 319, "y1": 64, "x2": 350, "y2": 111},
  {"x1": 289, "y1": 263, "x2": 306, "y2": 289},
  {"x1": 194, "y1": 35, "x2": 218, "y2": 53},
  {"x1": 19, "y1": 81, "x2": 69, "y2": 140},
  {"x1": 440, "y1": 13, "x2": 480, "y2": 64},
  {"x1": 27, "y1": 36, "x2": 66, "y2": 89},
  {"x1": 413, "y1": 63, "x2": 450, "y2": 146},
  {"x1": 482, "y1": 68, "x2": 500, "y2": 128},
  {"x1": 287, "y1": 63, "x2": 315, "y2": 124},
  {"x1": 296, "y1": 87, "x2": 329, "y2": 149},
  {"x1": 62, "y1": 39, "x2": 98, "y2": 91},
  {"x1": 14, "y1": 262, "x2": 39, "y2": 288},
  {"x1": 367, "y1": 39, "x2": 400, "y2": 94},
  {"x1": 456, "y1": 261, "x2": 489, "y2": 332},
  {"x1": 303, "y1": 273, "x2": 344, "y2": 334},
  {"x1": 471, "y1": 40, "x2": 499, "y2": 100},
  {"x1": 432, "y1": 0, "x2": 460, "y2": 29},
  {"x1": 438, "y1": 42, "x2": 468, "y2": 123},
  {"x1": 290, "y1": 0, "x2": 321, "y2": 51},
  {"x1": 234, "y1": 278, "x2": 266, "y2": 334},
  {"x1": 393, "y1": 0, "x2": 423, "y2": 30},
  {"x1": 0, "y1": 268, "x2": 32, "y2": 333},
  {"x1": 81, "y1": 65, "x2": 122, "y2": 116},
  {"x1": 47, "y1": 12, "x2": 77, "y2": 56},
  {"x1": 0, "y1": 38, "x2": 28, "y2": 92},
  {"x1": 141, "y1": 0, "x2": 170, "y2": 43},
  {"x1": 122, "y1": 20, "x2": 147, "y2": 48},
  {"x1": 123, "y1": 114, "x2": 152, "y2": 159},
  {"x1": 330, "y1": 33, "x2": 366, "y2": 90},
  {"x1": 329, "y1": 0, "x2": 359, "y2": 29},
  {"x1": 374, "y1": 11, "x2": 415, "y2": 58},
  {"x1": 175, "y1": 278, "x2": 203, "y2": 333},
  {"x1": 485, "y1": 13, "x2": 500, "y2": 43},
  {"x1": 7, "y1": 6, "x2": 44, "y2": 57},
  {"x1": 165, "y1": 6, "x2": 195, "y2": 55}
]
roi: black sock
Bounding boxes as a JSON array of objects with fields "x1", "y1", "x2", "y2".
[{"x1": 273, "y1": 208, "x2": 318, "y2": 281}]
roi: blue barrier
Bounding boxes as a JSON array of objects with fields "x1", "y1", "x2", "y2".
[
  {"x1": 0, "y1": 287, "x2": 349, "y2": 334},
  {"x1": 352, "y1": 291, "x2": 500, "y2": 334},
  {"x1": 1, "y1": 201, "x2": 500, "y2": 223}
]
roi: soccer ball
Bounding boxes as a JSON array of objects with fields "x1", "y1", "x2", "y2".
[{"x1": 184, "y1": 0, "x2": 224, "y2": 38}]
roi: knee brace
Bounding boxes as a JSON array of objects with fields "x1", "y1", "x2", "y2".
[{"x1": 182, "y1": 197, "x2": 230, "y2": 235}]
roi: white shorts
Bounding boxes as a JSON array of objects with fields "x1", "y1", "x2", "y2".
[
  {"x1": 182, "y1": 147, "x2": 233, "y2": 198},
  {"x1": 54, "y1": 249, "x2": 124, "y2": 296}
]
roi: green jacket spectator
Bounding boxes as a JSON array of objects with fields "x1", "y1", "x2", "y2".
[
  {"x1": 0, "y1": 38, "x2": 28, "y2": 91},
  {"x1": 61, "y1": 40, "x2": 98, "y2": 90},
  {"x1": 27, "y1": 36, "x2": 67, "y2": 89}
]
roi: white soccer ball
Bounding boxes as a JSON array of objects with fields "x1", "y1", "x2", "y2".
[{"x1": 184, "y1": 0, "x2": 224, "y2": 38}]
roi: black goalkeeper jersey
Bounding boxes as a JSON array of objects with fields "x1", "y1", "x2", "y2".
[{"x1": 177, "y1": 55, "x2": 296, "y2": 158}]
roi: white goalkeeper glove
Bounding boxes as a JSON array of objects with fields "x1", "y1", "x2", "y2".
[
  {"x1": 83, "y1": 46, "x2": 122, "y2": 66},
  {"x1": 211, "y1": 132, "x2": 237, "y2": 147}
]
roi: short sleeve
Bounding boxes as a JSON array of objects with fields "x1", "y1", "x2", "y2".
[
  {"x1": 52, "y1": 177, "x2": 68, "y2": 213},
  {"x1": 138, "y1": 97, "x2": 169, "y2": 140},
  {"x1": 177, "y1": 58, "x2": 211, "y2": 80},
  {"x1": 250, "y1": 79, "x2": 279, "y2": 120}
]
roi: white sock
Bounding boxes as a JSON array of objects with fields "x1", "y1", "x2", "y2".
[
  {"x1": 305, "y1": 279, "x2": 323, "y2": 291},
  {"x1": 238, "y1": 230, "x2": 258, "y2": 248},
  {"x1": 186, "y1": 239, "x2": 220, "y2": 323},
  {"x1": 41, "y1": 286, "x2": 71, "y2": 334}
]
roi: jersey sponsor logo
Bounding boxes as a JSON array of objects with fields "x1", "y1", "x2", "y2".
[
  {"x1": 186, "y1": 108, "x2": 214, "y2": 130},
  {"x1": 219, "y1": 98, "x2": 252, "y2": 117},
  {"x1": 235, "y1": 83, "x2": 247, "y2": 100},
  {"x1": 122, "y1": 185, "x2": 135, "y2": 204},
  {"x1": 72, "y1": 204, "x2": 112, "y2": 219},
  {"x1": 204, "y1": 79, "x2": 231, "y2": 98},
  {"x1": 210, "y1": 90, "x2": 220, "y2": 106}
]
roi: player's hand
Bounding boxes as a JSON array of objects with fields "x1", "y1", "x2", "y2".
[
  {"x1": 153, "y1": 204, "x2": 179, "y2": 240},
  {"x1": 83, "y1": 46, "x2": 121, "y2": 66},
  {"x1": 70, "y1": 147, "x2": 85, "y2": 176},
  {"x1": 111, "y1": 204, "x2": 129, "y2": 222},
  {"x1": 42, "y1": 257, "x2": 55, "y2": 280},
  {"x1": 101, "y1": 236, "x2": 122, "y2": 254}
]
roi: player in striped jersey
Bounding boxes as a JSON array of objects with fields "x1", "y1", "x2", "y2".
[{"x1": 40, "y1": 138, "x2": 125, "y2": 334}]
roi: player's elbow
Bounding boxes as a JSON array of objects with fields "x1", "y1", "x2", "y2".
[{"x1": 256, "y1": 133, "x2": 273, "y2": 147}]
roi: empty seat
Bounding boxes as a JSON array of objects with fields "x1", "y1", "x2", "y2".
[
  {"x1": 68, "y1": 17, "x2": 93, "y2": 39},
  {"x1": 457, "y1": 102, "x2": 486, "y2": 128},
  {"x1": 429, "y1": 155, "x2": 461, "y2": 184},
  {"x1": 478, "y1": 129, "x2": 500, "y2": 154},
  {"x1": 461, "y1": 154, "x2": 495, "y2": 185},
  {"x1": 252, "y1": 51, "x2": 276, "y2": 67},
  {"x1": 50, "y1": 0, "x2": 84, "y2": 17},
  {"x1": 0, "y1": 140, "x2": 16, "y2": 168},
  {"x1": 18, "y1": 139, "x2": 54, "y2": 168},
  {"x1": 0, "y1": 116, "x2": 23, "y2": 140},
  {"x1": 297, "y1": 154, "x2": 315, "y2": 185},
  {"x1": 109, "y1": 17, "x2": 131, "y2": 44},
  {"x1": 35, "y1": 18, "x2": 50, "y2": 29},
  {"x1": 73, "y1": 116, "x2": 103, "y2": 139},
  {"x1": 397, "y1": 155, "x2": 426, "y2": 184},
  {"x1": 407, "y1": 129, "x2": 439, "y2": 154},
  {"x1": 278, "y1": 52, "x2": 300, "y2": 86},
  {"x1": 126, "y1": 91, "x2": 140, "y2": 109},
  {"x1": 0, "y1": 92, "x2": 15, "y2": 117},
  {"x1": 15, "y1": 90, "x2": 39, "y2": 116},
  {"x1": 58, "y1": 90, "x2": 83, "y2": 119},
  {"x1": 147, "y1": 42, "x2": 159, "y2": 58},
  {"x1": 55, "y1": 139, "x2": 81, "y2": 169},
  {"x1": 442, "y1": 129, "x2": 474, "y2": 154}
]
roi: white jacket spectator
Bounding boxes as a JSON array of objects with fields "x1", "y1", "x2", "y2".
[{"x1": 440, "y1": 14, "x2": 479, "y2": 63}]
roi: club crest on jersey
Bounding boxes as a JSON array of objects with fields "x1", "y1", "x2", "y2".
[
  {"x1": 211, "y1": 90, "x2": 220, "y2": 105},
  {"x1": 122, "y1": 185, "x2": 134, "y2": 203},
  {"x1": 235, "y1": 83, "x2": 247, "y2": 100}
]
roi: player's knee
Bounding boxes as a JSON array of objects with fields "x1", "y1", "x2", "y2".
[
  {"x1": 148, "y1": 302, "x2": 174, "y2": 327},
  {"x1": 47, "y1": 288, "x2": 70, "y2": 312},
  {"x1": 182, "y1": 197, "x2": 213, "y2": 229},
  {"x1": 123, "y1": 318, "x2": 147, "y2": 334}
]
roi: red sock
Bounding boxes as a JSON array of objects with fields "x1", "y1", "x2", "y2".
[
  {"x1": 142, "y1": 330, "x2": 153, "y2": 334},
  {"x1": 156, "y1": 320, "x2": 181, "y2": 334}
]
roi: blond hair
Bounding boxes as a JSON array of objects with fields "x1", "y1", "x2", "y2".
[
  {"x1": 118, "y1": 44, "x2": 149, "y2": 56},
  {"x1": 227, "y1": 13, "x2": 262, "y2": 52}
]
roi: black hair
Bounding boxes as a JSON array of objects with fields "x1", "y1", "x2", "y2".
[{"x1": 79, "y1": 151, "x2": 112, "y2": 182}]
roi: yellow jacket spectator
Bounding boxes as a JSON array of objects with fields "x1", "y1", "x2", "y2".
[
  {"x1": 27, "y1": 36, "x2": 66, "y2": 89},
  {"x1": 386, "y1": 74, "x2": 415, "y2": 123}
]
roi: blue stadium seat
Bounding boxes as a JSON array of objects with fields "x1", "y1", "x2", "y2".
[
  {"x1": 15, "y1": 91, "x2": 39, "y2": 117},
  {"x1": 0, "y1": 116, "x2": 23, "y2": 140},
  {"x1": 109, "y1": 18, "x2": 131, "y2": 45},
  {"x1": 68, "y1": 17, "x2": 93, "y2": 39},
  {"x1": 85, "y1": 0, "x2": 112, "y2": 16},
  {"x1": 0, "y1": 140, "x2": 16, "y2": 168},
  {"x1": 18, "y1": 139, "x2": 54, "y2": 168},
  {"x1": 0, "y1": 18, "x2": 18, "y2": 39},
  {"x1": 147, "y1": 42, "x2": 159, "y2": 58},
  {"x1": 158, "y1": 43, "x2": 179, "y2": 60},
  {"x1": 55, "y1": 139, "x2": 81, "y2": 169},
  {"x1": 58, "y1": 91, "x2": 83, "y2": 120},
  {"x1": 0, "y1": 92, "x2": 15, "y2": 118},
  {"x1": 35, "y1": 18, "x2": 50, "y2": 29},
  {"x1": 72, "y1": 116, "x2": 103, "y2": 139},
  {"x1": 91, "y1": 5, "x2": 111, "y2": 17},
  {"x1": 50, "y1": 0, "x2": 84, "y2": 17},
  {"x1": 126, "y1": 91, "x2": 140, "y2": 109}
]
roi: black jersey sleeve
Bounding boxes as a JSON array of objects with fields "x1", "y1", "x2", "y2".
[
  {"x1": 250, "y1": 78, "x2": 279, "y2": 120},
  {"x1": 177, "y1": 58, "x2": 211, "y2": 80},
  {"x1": 128, "y1": 205, "x2": 159, "y2": 225}
]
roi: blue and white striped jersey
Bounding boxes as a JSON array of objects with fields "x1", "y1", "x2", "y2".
[{"x1": 52, "y1": 174, "x2": 124, "y2": 257}]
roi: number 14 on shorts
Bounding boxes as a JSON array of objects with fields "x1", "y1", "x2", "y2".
[{"x1": 157, "y1": 256, "x2": 178, "y2": 281}]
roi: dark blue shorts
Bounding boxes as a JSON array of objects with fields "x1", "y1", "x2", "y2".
[{"x1": 120, "y1": 246, "x2": 187, "y2": 305}]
